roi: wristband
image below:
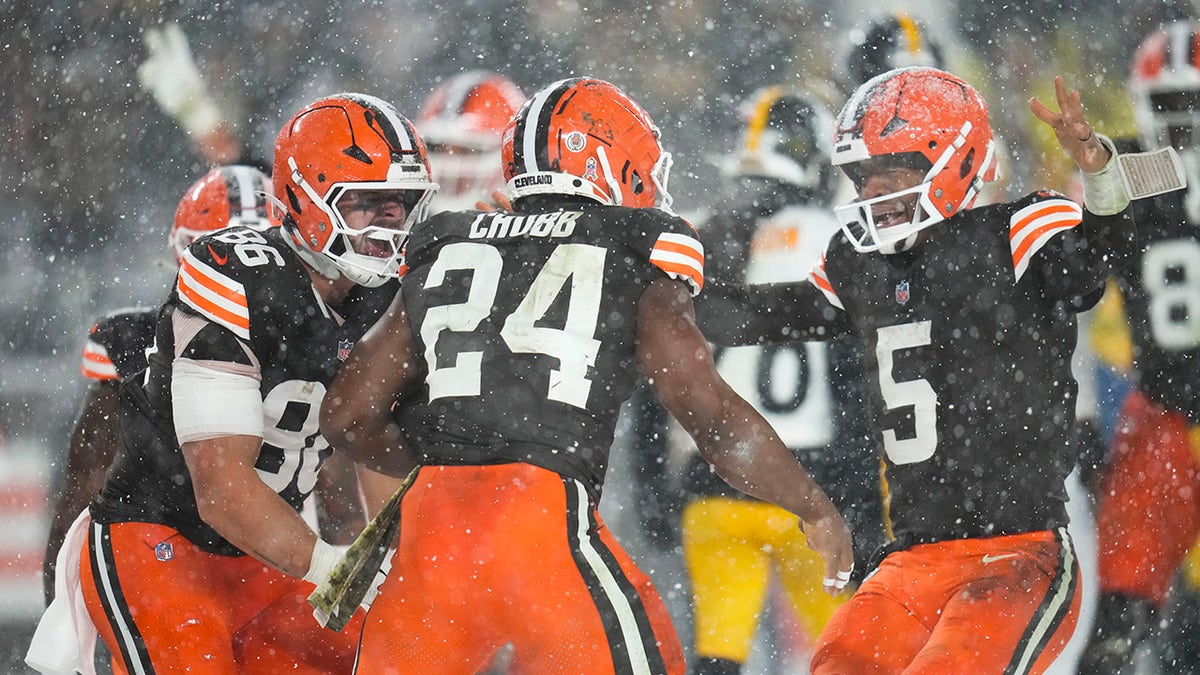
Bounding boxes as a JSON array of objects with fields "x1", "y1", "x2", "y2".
[
  {"x1": 1080, "y1": 134, "x2": 1130, "y2": 216},
  {"x1": 303, "y1": 539, "x2": 340, "y2": 585}
]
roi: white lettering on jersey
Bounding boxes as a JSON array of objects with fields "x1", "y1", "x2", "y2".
[{"x1": 469, "y1": 211, "x2": 582, "y2": 239}]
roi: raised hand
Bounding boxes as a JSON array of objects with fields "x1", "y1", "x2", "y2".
[
  {"x1": 137, "y1": 24, "x2": 221, "y2": 134},
  {"x1": 1029, "y1": 76, "x2": 1112, "y2": 174}
]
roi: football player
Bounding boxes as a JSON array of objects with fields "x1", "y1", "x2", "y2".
[
  {"x1": 320, "y1": 77, "x2": 854, "y2": 675},
  {"x1": 679, "y1": 86, "x2": 882, "y2": 675},
  {"x1": 697, "y1": 68, "x2": 1137, "y2": 674},
  {"x1": 837, "y1": 12, "x2": 945, "y2": 98},
  {"x1": 1080, "y1": 20, "x2": 1200, "y2": 675},
  {"x1": 40, "y1": 164, "x2": 276, "y2": 607},
  {"x1": 71, "y1": 94, "x2": 435, "y2": 673},
  {"x1": 417, "y1": 69, "x2": 525, "y2": 213}
]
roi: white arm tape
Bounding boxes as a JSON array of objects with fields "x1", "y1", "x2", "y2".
[
  {"x1": 172, "y1": 358, "x2": 264, "y2": 443},
  {"x1": 304, "y1": 539, "x2": 340, "y2": 584},
  {"x1": 1080, "y1": 134, "x2": 1131, "y2": 216}
]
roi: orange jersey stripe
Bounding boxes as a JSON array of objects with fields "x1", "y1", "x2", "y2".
[
  {"x1": 81, "y1": 350, "x2": 112, "y2": 366},
  {"x1": 179, "y1": 256, "x2": 250, "y2": 310},
  {"x1": 81, "y1": 342, "x2": 118, "y2": 380},
  {"x1": 81, "y1": 364, "x2": 118, "y2": 381},
  {"x1": 178, "y1": 280, "x2": 250, "y2": 334},
  {"x1": 811, "y1": 269, "x2": 833, "y2": 294},
  {"x1": 1010, "y1": 202, "x2": 1080, "y2": 241},
  {"x1": 1013, "y1": 219, "x2": 1076, "y2": 268},
  {"x1": 653, "y1": 259, "x2": 705, "y2": 291},
  {"x1": 653, "y1": 239, "x2": 704, "y2": 266},
  {"x1": 1008, "y1": 199, "x2": 1081, "y2": 282},
  {"x1": 178, "y1": 274, "x2": 251, "y2": 334}
]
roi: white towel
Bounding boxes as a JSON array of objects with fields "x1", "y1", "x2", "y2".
[{"x1": 25, "y1": 509, "x2": 98, "y2": 675}]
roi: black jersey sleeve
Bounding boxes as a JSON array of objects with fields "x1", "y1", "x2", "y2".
[
  {"x1": 81, "y1": 308, "x2": 158, "y2": 381},
  {"x1": 175, "y1": 233, "x2": 258, "y2": 342},
  {"x1": 628, "y1": 208, "x2": 706, "y2": 296},
  {"x1": 696, "y1": 276, "x2": 852, "y2": 345},
  {"x1": 1007, "y1": 191, "x2": 1137, "y2": 308}
]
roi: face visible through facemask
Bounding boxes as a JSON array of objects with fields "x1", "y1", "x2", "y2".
[
  {"x1": 332, "y1": 188, "x2": 415, "y2": 259},
  {"x1": 845, "y1": 154, "x2": 928, "y2": 230},
  {"x1": 837, "y1": 153, "x2": 933, "y2": 253}
]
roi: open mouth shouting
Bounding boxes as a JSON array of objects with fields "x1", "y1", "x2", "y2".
[{"x1": 871, "y1": 199, "x2": 912, "y2": 230}]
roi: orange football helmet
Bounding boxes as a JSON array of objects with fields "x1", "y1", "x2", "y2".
[
  {"x1": 502, "y1": 77, "x2": 672, "y2": 211},
  {"x1": 418, "y1": 71, "x2": 525, "y2": 212},
  {"x1": 170, "y1": 164, "x2": 277, "y2": 264},
  {"x1": 1130, "y1": 20, "x2": 1200, "y2": 153},
  {"x1": 274, "y1": 93, "x2": 437, "y2": 286},
  {"x1": 832, "y1": 67, "x2": 997, "y2": 253}
]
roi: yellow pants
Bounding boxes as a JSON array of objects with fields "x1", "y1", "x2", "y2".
[{"x1": 682, "y1": 496, "x2": 846, "y2": 663}]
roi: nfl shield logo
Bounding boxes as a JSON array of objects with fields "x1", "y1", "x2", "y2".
[
  {"x1": 337, "y1": 339, "x2": 354, "y2": 362},
  {"x1": 895, "y1": 281, "x2": 910, "y2": 305},
  {"x1": 154, "y1": 541, "x2": 174, "y2": 562}
]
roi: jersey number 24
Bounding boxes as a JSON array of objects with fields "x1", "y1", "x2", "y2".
[{"x1": 420, "y1": 241, "x2": 605, "y2": 410}]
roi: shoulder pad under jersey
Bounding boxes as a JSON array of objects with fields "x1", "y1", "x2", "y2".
[
  {"x1": 175, "y1": 226, "x2": 297, "y2": 340},
  {"x1": 624, "y1": 207, "x2": 705, "y2": 296}
]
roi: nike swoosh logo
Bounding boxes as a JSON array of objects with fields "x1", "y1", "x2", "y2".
[
  {"x1": 207, "y1": 245, "x2": 229, "y2": 266},
  {"x1": 982, "y1": 553, "x2": 1019, "y2": 564}
]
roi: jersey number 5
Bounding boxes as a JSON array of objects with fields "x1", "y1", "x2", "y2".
[
  {"x1": 420, "y1": 241, "x2": 605, "y2": 409},
  {"x1": 876, "y1": 321, "x2": 938, "y2": 465}
]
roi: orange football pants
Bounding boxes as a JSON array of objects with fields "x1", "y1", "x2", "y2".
[
  {"x1": 812, "y1": 529, "x2": 1080, "y2": 675},
  {"x1": 355, "y1": 462, "x2": 685, "y2": 675},
  {"x1": 81, "y1": 521, "x2": 361, "y2": 674},
  {"x1": 1095, "y1": 389, "x2": 1200, "y2": 606}
]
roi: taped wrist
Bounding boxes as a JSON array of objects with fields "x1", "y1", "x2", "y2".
[
  {"x1": 303, "y1": 539, "x2": 340, "y2": 585},
  {"x1": 1081, "y1": 134, "x2": 1131, "y2": 216}
]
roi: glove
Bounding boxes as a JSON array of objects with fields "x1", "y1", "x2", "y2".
[
  {"x1": 137, "y1": 23, "x2": 222, "y2": 137},
  {"x1": 308, "y1": 466, "x2": 418, "y2": 632}
]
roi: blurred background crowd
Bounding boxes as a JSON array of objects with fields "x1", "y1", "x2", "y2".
[{"x1": 0, "y1": 0, "x2": 1194, "y2": 671}]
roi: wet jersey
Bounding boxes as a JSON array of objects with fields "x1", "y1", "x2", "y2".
[
  {"x1": 393, "y1": 201, "x2": 704, "y2": 499},
  {"x1": 699, "y1": 192, "x2": 1137, "y2": 545},
  {"x1": 91, "y1": 225, "x2": 395, "y2": 555},
  {"x1": 80, "y1": 308, "x2": 157, "y2": 381},
  {"x1": 1121, "y1": 191, "x2": 1200, "y2": 423}
]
